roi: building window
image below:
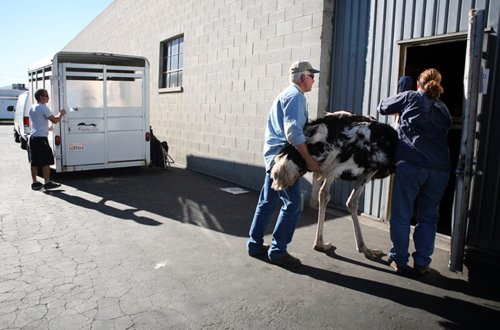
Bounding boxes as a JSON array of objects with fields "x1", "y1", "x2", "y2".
[{"x1": 160, "y1": 35, "x2": 184, "y2": 89}]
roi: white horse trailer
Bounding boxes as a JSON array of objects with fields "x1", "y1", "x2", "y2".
[{"x1": 28, "y1": 52, "x2": 151, "y2": 172}]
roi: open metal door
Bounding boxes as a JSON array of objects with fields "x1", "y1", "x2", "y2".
[{"x1": 449, "y1": 9, "x2": 487, "y2": 272}]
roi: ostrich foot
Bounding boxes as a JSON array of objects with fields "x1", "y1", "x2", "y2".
[
  {"x1": 313, "y1": 241, "x2": 332, "y2": 252},
  {"x1": 362, "y1": 248, "x2": 386, "y2": 260}
]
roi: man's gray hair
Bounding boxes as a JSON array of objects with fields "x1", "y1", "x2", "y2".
[{"x1": 290, "y1": 71, "x2": 305, "y2": 84}]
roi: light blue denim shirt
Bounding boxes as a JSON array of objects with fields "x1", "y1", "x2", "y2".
[{"x1": 263, "y1": 84, "x2": 308, "y2": 171}]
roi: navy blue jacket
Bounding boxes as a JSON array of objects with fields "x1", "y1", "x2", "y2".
[{"x1": 378, "y1": 90, "x2": 452, "y2": 171}]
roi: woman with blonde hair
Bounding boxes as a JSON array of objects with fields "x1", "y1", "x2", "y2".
[{"x1": 377, "y1": 68, "x2": 451, "y2": 275}]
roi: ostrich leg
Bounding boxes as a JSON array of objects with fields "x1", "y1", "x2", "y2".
[
  {"x1": 313, "y1": 177, "x2": 334, "y2": 251},
  {"x1": 346, "y1": 173, "x2": 385, "y2": 260}
]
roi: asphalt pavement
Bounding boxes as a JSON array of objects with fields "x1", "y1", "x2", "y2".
[{"x1": 1, "y1": 124, "x2": 499, "y2": 329}]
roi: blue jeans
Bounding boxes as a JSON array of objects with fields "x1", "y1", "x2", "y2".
[
  {"x1": 389, "y1": 162, "x2": 449, "y2": 267},
  {"x1": 247, "y1": 172, "x2": 302, "y2": 260}
]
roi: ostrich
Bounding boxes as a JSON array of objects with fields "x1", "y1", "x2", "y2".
[{"x1": 270, "y1": 111, "x2": 398, "y2": 260}]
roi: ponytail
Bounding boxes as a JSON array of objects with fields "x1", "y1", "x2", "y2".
[{"x1": 418, "y1": 68, "x2": 444, "y2": 99}]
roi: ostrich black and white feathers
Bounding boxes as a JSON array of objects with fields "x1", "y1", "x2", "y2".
[
  {"x1": 270, "y1": 110, "x2": 398, "y2": 259},
  {"x1": 270, "y1": 111, "x2": 398, "y2": 190}
]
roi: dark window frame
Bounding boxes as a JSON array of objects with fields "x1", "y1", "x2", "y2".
[{"x1": 159, "y1": 34, "x2": 184, "y2": 90}]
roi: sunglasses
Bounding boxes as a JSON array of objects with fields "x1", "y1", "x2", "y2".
[
  {"x1": 41, "y1": 95, "x2": 49, "y2": 97},
  {"x1": 306, "y1": 74, "x2": 315, "y2": 80}
]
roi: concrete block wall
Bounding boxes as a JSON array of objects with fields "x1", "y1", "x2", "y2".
[{"x1": 64, "y1": 0, "x2": 329, "y2": 190}]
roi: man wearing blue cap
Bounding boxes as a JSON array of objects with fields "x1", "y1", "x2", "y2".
[{"x1": 247, "y1": 60, "x2": 320, "y2": 267}]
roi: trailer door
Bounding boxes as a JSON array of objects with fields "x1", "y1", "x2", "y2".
[{"x1": 61, "y1": 63, "x2": 146, "y2": 168}]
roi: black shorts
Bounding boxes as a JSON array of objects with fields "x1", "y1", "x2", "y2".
[{"x1": 29, "y1": 136, "x2": 55, "y2": 167}]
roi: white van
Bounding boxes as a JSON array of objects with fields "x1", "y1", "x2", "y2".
[
  {"x1": 0, "y1": 88, "x2": 22, "y2": 121},
  {"x1": 28, "y1": 51, "x2": 151, "y2": 172},
  {"x1": 13, "y1": 91, "x2": 31, "y2": 149}
]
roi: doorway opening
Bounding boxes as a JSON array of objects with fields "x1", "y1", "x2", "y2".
[{"x1": 402, "y1": 39, "x2": 467, "y2": 236}]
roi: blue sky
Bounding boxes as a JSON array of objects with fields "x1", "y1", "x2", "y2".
[{"x1": 0, "y1": 0, "x2": 113, "y2": 88}]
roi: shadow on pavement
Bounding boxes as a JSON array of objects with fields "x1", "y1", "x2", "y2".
[
  {"x1": 323, "y1": 242, "x2": 500, "y2": 302},
  {"x1": 47, "y1": 189, "x2": 163, "y2": 226},
  {"x1": 50, "y1": 166, "x2": 324, "y2": 237},
  {"x1": 50, "y1": 165, "x2": 499, "y2": 304},
  {"x1": 249, "y1": 250, "x2": 499, "y2": 325},
  {"x1": 288, "y1": 263, "x2": 500, "y2": 328}
]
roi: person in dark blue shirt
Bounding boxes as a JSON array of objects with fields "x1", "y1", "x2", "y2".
[{"x1": 378, "y1": 68, "x2": 451, "y2": 275}]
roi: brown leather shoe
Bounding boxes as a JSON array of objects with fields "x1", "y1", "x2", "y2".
[
  {"x1": 389, "y1": 260, "x2": 411, "y2": 275},
  {"x1": 248, "y1": 244, "x2": 270, "y2": 257},
  {"x1": 413, "y1": 263, "x2": 430, "y2": 275},
  {"x1": 269, "y1": 253, "x2": 302, "y2": 267}
]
